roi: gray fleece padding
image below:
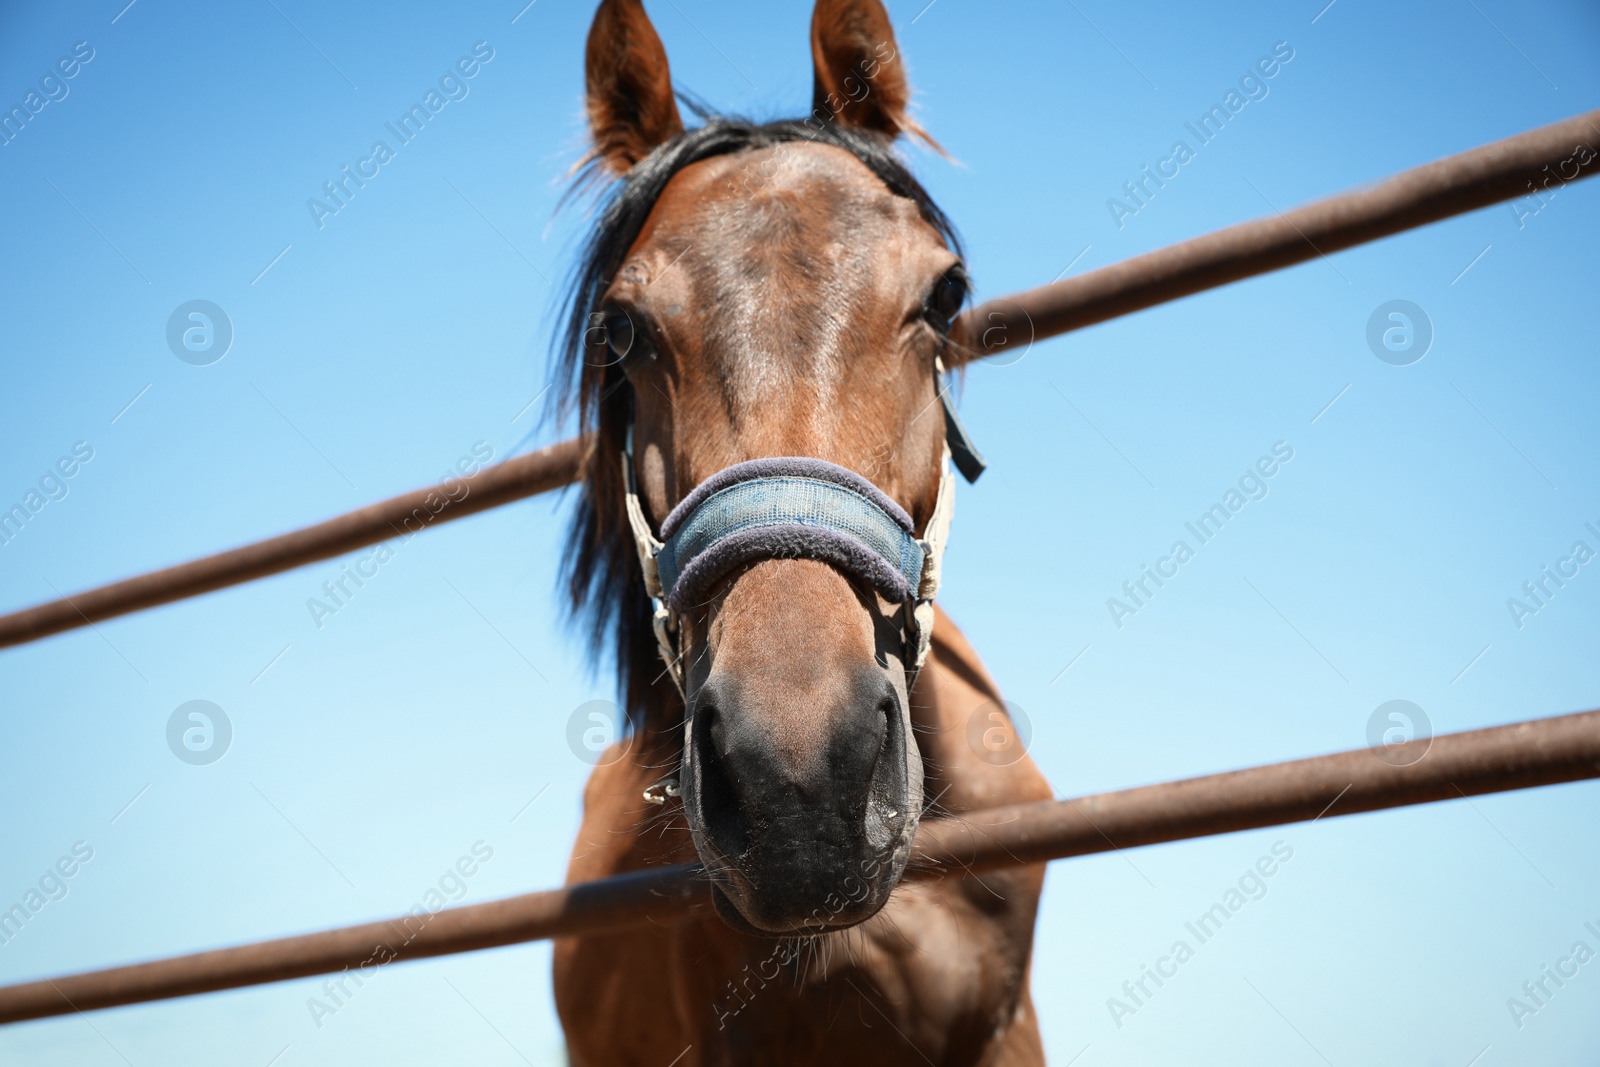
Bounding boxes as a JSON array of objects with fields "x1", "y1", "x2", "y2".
[
  {"x1": 654, "y1": 456, "x2": 923, "y2": 612},
  {"x1": 666, "y1": 523, "x2": 913, "y2": 611},
  {"x1": 660, "y1": 457, "x2": 915, "y2": 538}
]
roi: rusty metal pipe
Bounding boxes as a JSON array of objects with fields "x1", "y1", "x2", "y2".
[
  {"x1": 4, "y1": 115, "x2": 1596, "y2": 651},
  {"x1": 912, "y1": 708, "x2": 1600, "y2": 873},
  {"x1": 0, "y1": 438, "x2": 586, "y2": 650},
  {"x1": 0, "y1": 862, "x2": 704, "y2": 1026},
  {"x1": 3, "y1": 708, "x2": 1594, "y2": 1025},
  {"x1": 953, "y1": 109, "x2": 1600, "y2": 361}
]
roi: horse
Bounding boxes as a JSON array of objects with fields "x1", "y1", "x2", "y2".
[{"x1": 552, "y1": 1, "x2": 1053, "y2": 1062}]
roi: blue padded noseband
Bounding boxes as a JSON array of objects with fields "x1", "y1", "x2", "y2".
[
  {"x1": 622, "y1": 360, "x2": 977, "y2": 694},
  {"x1": 656, "y1": 457, "x2": 926, "y2": 612},
  {"x1": 622, "y1": 438, "x2": 956, "y2": 696}
]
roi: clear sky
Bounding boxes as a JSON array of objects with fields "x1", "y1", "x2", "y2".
[{"x1": 1, "y1": 0, "x2": 1597, "y2": 1064}]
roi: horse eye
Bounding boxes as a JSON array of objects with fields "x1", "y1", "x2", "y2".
[
  {"x1": 605, "y1": 312, "x2": 636, "y2": 360},
  {"x1": 925, "y1": 270, "x2": 968, "y2": 334}
]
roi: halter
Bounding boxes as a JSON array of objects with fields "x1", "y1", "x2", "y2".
[{"x1": 622, "y1": 359, "x2": 985, "y2": 697}]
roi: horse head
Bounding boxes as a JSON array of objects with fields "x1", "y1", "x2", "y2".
[{"x1": 563, "y1": 0, "x2": 970, "y2": 936}]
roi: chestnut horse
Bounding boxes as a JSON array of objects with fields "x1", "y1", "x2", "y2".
[{"x1": 553, "y1": 1, "x2": 1051, "y2": 1062}]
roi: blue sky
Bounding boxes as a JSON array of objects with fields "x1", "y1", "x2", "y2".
[{"x1": 1, "y1": 0, "x2": 1597, "y2": 1063}]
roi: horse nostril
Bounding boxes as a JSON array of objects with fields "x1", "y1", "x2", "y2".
[
  {"x1": 691, "y1": 700, "x2": 749, "y2": 856},
  {"x1": 871, "y1": 688, "x2": 897, "y2": 765}
]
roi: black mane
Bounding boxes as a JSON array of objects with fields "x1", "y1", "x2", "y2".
[{"x1": 550, "y1": 116, "x2": 962, "y2": 727}]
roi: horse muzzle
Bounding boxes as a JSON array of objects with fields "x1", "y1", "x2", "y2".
[{"x1": 683, "y1": 662, "x2": 921, "y2": 935}]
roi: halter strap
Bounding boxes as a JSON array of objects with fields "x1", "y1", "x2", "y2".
[
  {"x1": 624, "y1": 442, "x2": 955, "y2": 694},
  {"x1": 658, "y1": 458, "x2": 925, "y2": 610}
]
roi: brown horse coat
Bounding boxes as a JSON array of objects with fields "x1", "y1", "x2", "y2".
[{"x1": 553, "y1": 2, "x2": 1052, "y2": 1062}]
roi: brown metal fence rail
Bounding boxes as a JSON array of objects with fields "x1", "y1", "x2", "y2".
[
  {"x1": 956, "y1": 107, "x2": 1600, "y2": 359},
  {"x1": 3, "y1": 709, "x2": 1597, "y2": 1024},
  {"x1": 1, "y1": 110, "x2": 1597, "y2": 1026},
  {"x1": 1, "y1": 109, "x2": 1594, "y2": 651},
  {"x1": 0, "y1": 439, "x2": 585, "y2": 649}
]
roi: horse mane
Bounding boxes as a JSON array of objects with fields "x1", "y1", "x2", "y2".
[{"x1": 550, "y1": 114, "x2": 963, "y2": 732}]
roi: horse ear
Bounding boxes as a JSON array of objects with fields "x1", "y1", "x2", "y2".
[
  {"x1": 584, "y1": 0, "x2": 684, "y2": 175},
  {"x1": 809, "y1": 0, "x2": 939, "y2": 149}
]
